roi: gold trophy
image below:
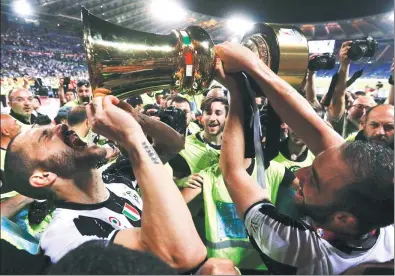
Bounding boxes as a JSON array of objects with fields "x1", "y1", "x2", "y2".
[
  {"x1": 82, "y1": 7, "x2": 215, "y2": 98},
  {"x1": 82, "y1": 8, "x2": 309, "y2": 98},
  {"x1": 241, "y1": 23, "x2": 309, "y2": 88}
]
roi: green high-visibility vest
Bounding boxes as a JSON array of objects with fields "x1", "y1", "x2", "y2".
[
  {"x1": 200, "y1": 161, "x2": 286, "y2": 271},
  {"x1": 273, "y1": 150, "x2": 315, "y2": 172},
  {"x1": 175, "y1": 132, "x2": 220, "y2": 187}
]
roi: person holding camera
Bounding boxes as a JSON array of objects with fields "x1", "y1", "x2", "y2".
[
  {"x1": 327, "y1": 41, "x2": 377, "y2": 138},
  {"x1": 58, "y1": 78, "x2": 76, "y2": 107}
]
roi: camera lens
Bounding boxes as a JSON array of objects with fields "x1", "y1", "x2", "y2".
[{"x1": 348, "y1": 44, "x2": 368, "y2": 61}]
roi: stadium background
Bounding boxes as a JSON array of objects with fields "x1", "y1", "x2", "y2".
[{"x1": 1, "y1": 0, "x2": 394, "y2": 97}]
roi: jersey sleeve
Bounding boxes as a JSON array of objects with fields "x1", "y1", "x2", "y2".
[
  {"x1": 244, "y1": 200, "x2": 325, "y2": 273},
  {"x1": 40, "y1": 216, "x2": 118, "y2": 263}
]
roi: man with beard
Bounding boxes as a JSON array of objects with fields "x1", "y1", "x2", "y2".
[
  {"x1": 215, "y1": 42, "x2": 393, "y2": 274},
  {"x1": 3, "y1": 96, "x2": 207, "y2": 272},
  {"x1": 64, "y1": 80, "x2": 92, "y2": 107},
  {"x1": 346, "y1": 104, "x2": 394, "y2": 149},
  {"x1": 327, "y1": 41, "x2": 377, "y2": 138},
  {"x1": 169, "y1": 97, "x2": 227, "y2": 186}
]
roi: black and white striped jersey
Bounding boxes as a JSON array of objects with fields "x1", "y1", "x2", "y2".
[
  {"x1": 40, "y1": 183, "x2": 143, "y2": 263},
  {"x1": 244, "y1": 200, "x2": 394, "y2": 275}
]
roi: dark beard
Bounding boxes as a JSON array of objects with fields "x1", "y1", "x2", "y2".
[
  {"x1": 37, "y1": 146, "x2": 107, "y2": 179},
  {"x1": 295, "y1": 201, "x2": 337, "y2": 226}
]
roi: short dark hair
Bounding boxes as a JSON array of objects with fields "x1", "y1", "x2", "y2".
[
  {"x1": 34, "y1": 96, "x2": 41, "y2": 105},
  {"x1": 336, "y1": 141, "x2": 394, "y2": 233},
  {"x1": 126, "y1": 96, "x2": 143, "y2": 108},
  {"x1": 4, "y1": 136, "x2": 54, "y2": 199},
  {"x1": 48, "y1": 240, "x2": 176, "y2": 275},
  {"x1": 169, "y1": 96, "x2": 191, "y2": 109},
  {"x1": 354, "y1": 91, "x2": 366, "y2": 96},
  {"x1": 201, "y1": 96, "x2": 229, "y2": 115},
  {"x1": 67, "y1": 106, "x2": 87, "y2": 127},
  {"x1": 77, "y1": 79, "x2": 90, "y2": 88}
]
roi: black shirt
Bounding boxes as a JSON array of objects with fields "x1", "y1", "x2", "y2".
[
  {"x1": 10, "y1": 109, "x2": 51, "y2": 126},
  {"x1": 278, "y1": 138, "x2": 309, "y2": 162}
]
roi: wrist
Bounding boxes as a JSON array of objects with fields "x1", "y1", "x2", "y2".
[
  {"x1": 121, "y1": 127, "x2": 145, "y2": 152},
  {"x1": 339, "y1": 62, "x2": 350, "y2": 71}
]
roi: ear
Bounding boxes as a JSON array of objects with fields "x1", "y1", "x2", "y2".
[
  {"x1": 332, "y1": 211, "x2": 358, "y2": 230},
  {"x1": 85, "y1": 119, "x2": 90, "y2": 129},
  {"x1": 29, "y1": 170, "x2": 57, "y2": 189},
  {"x1": 1, "y1": 127, "x2": 10, "y2": 137}
]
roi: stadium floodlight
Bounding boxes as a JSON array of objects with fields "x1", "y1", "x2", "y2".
[
  {"x1": 231, "y1": 37, "x2": 239, "y2": 43},
  {"x1": 227, "y1": 16, "x2": 254, "y2": 35},
  {"x1": 151, "y1": 0, "x2": 186, "y2": 22},
  {"x1": 13, "y1": 0, "x2": 33, "y2": 16}
]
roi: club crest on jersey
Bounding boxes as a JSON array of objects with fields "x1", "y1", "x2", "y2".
[
  {"x1": 122, "y1": 203, "x2": 141, "y2": 221},
  {"x1": 109, "y1": 216, "x2": 121, "y2": 226},
  {"x1": 122, "y1": 189, "x2": 143, "y2": 210}
]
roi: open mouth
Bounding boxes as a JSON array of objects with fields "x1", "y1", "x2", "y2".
[
  {"x1": 208, "y1": 123, "x2": 219, "y2": 127},
  {"x1": 58, "y1": 124, "x2": 87, "y2": 150}
]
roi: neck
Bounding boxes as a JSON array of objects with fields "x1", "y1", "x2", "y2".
[
  {"x1": 203, "y1": 131, "x2": 223, "y2": 146},
  {"x1": 287, "y1": 139, "x2": 307, "y2": 157},
  {"x1": 70, "y1": 125, "x2": 88, "y2": 139},
  {"x1": 0, "y1": 138, "x2": 10, "y2": 150},
  {"x1": 55, "y1": 170, "x2": 108, "y2": 204},
  {"x1": 11, "y1": 109, "x2": 31, "y2": 122}
]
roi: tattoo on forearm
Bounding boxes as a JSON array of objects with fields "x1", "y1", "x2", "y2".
[{"x1": 142, "y1": 141, "x2": 161, "y2": 164}]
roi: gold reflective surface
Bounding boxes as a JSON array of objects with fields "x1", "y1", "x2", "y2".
[
  {"x1": 82, "y1": 8, "x2": 216, "y2": 98},
  {"x1": 242, "y1": 23, "x2": 309, "y2": 88}
]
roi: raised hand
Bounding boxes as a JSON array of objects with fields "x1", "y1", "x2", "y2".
[{"x1": 86, "y1": 96, "x2": 143, "y2": 146}]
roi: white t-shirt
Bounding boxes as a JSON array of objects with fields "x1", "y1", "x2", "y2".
[
  {"x1": 40, "y1": 183, "x2": 143, "y2": 263},
  {"x1": 244, "y1": 200, "x2": 394, "y2": 275}
]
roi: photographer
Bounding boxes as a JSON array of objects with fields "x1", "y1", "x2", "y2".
[
  {"x1": 58, "y1": 77, "x2": 76, "y2": 107},
  {"x1": 169, "y1": 96, "x2": 201, "y2": 136},
  {"x1": 328, "y1": 41, "x2": 376, "y2": 138}
]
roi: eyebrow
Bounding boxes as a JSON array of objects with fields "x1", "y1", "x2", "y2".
[
  {"x1": 38, "y1": 129, "x2": 49, "y2": 143},
  {"x1": 311, "y1": 165, "x2": 321, "y2": 191}
]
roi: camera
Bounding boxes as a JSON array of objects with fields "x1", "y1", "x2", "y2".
[
  {"x1": 347, "y1": 37, "x2": 378, "y2": 61},
  {"x1": 63, "y1": 77, "x2": 71, "y2": 87},
  {"x1": 308, "y1": 53, "x2": 336, "y2": 71},
  {"x1": 146, "y1": 106, "x2": 187, "y2": 135}
]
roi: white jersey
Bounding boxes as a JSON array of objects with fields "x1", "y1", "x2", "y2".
[
  {"x1": 40, "y1": 183, "x2": 143, "y2": 263},
  {"x1": 244, "y1": 200, "x2": 394, "y2": 275}
]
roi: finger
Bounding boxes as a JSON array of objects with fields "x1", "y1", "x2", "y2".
[
  {"x1": 214, "y1": 45, "x2": 224, "y2": 58},
  {"x1": 214, "y1": 57, "x2": 226, "y2": 80},
  {"x1": 193, "y1": 174, "x2": 204, "y2": 183},
  {"x1": 188, "y1": 180, "x2": 201, "y2": 188},
  {"x1": 102, "y1": 95, "x2": 120, "y2": 110},
  {"x1": 86, "y1": 103, "x2": 95, "y2": 123},
  {"x1": 91, "y1": 96, "x2": 104, "y2": 115}
]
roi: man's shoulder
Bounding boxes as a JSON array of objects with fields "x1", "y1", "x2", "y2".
[{"x1": 64, "y1": 100, "x2": 79, "y2": 107}]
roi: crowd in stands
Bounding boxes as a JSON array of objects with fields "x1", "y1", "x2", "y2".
[{"x1": 0, "y1": 20, "x2": 394, "y2": 276}]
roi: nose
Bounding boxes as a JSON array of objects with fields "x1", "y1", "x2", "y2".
[
  {"x1": 375, "y1": 126, "x2": 386, "y2": 136},
  {"x1": 209, "y1": 113, "x2": 218, "y2": 121}
]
